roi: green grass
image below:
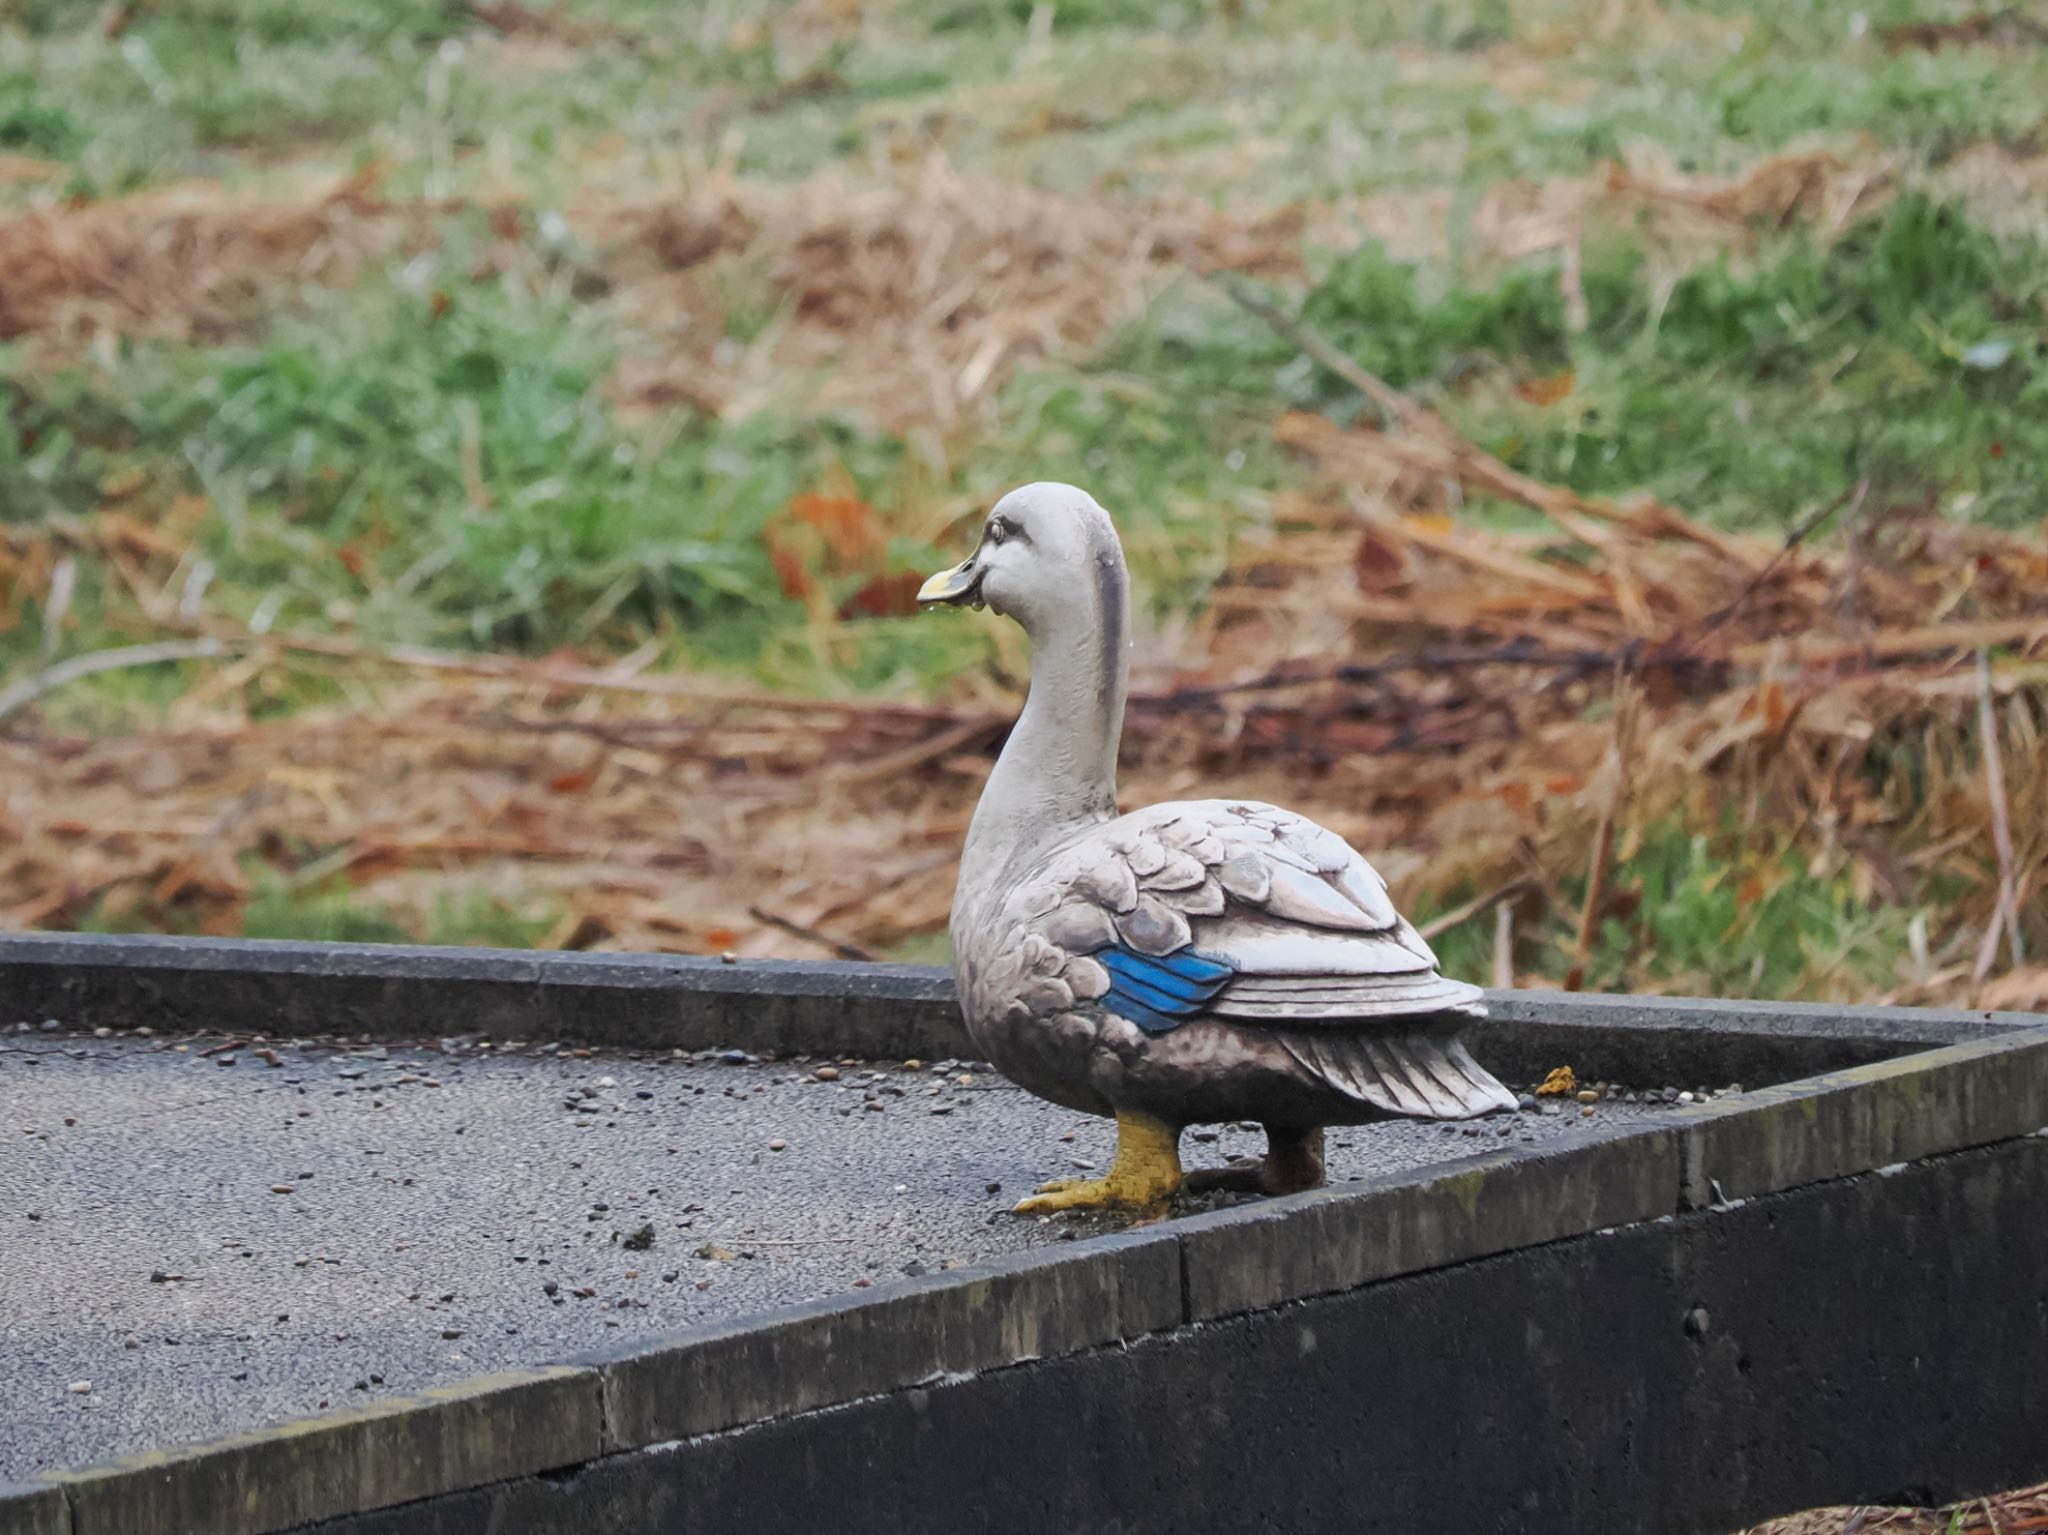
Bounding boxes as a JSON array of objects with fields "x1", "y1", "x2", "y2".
[
  {"x1": 1421, "y1": 818, "x2": 1929, "y2": 998},
  {"x1": 1110, "y1": 192, "x2": 2048, "y2": 533}
]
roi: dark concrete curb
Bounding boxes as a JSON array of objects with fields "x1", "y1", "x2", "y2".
[
  {"x1": 0, "y1": 933, "x2": 955, "y2": 1059},
  {"x1": 311, "y1": 1135, "x2": 2048, "y2": 1535},
  {"x1": 0, "y1": 1484, "x2": 67, "y2": 1535},
  {"x1": 40, "y1": 1368, "x2": 599, "y2": 1535},
  {"x1": 1174, "y1": 1119, "x2": 1682, "y2": 1320},
  {"x1": 1675, "y1": 1028, "x2": 2048, "y2": 1207},
  {"x1": 2, "y1": 932, "x2": 2035, "y2": 1082},
  {"x1": 589, "y1": 1228, "x2": 1183, "y2": 1449}
]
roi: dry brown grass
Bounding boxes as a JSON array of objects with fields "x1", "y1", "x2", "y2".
[
  {"x1": 4, "y1": 391, "x2": 2041, "y2": 996},
  {"x1": 0, "y1": 172, "x2": 424, "y2": 345},
  {"x1": 1740, "y1": 1480, "x2": 2048, "y2": 1534},
  {"x1": 598, "y1": 155, "x2": 1302, "y2": 430}
]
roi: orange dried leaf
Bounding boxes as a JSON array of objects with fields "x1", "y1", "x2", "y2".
[
  {"x1": 1515, "y1": 370, "x2": 1576, "y2": 406},
  {"x1": 837, "y1": 570, "x2": 924, "y2": 620},
  {"x1": 765, "y1": 536, "x2": 814, "y2": 601}
]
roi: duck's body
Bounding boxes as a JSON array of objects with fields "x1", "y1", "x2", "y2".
[{"x1": 921, "y1": 482, "x2": 1511, "y2": 1212}]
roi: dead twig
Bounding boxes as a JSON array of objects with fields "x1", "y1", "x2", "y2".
[
  {"x1": 1569, "y1": 669, "x2": 1640, "y2": 987},
  {"x1": 1214, "y1": 273, "x2": 1415, "y2": 431},
  {"x1": 745, "y1": 906, "x2": 879, "y2": 962},
  {"x1": 0, "y1": 638, "x2": 231, "y2": 724},
  {"x1": 1660, "y1": 477, "x2": 1870, "y2": 660},
  {"x1": 1417, "y1": 877, "x2": 1533, "y2": 942},
  {"x1": 1492, "y1": 900, "x2": 1515, "y2": 990},
  {"x1": 1974, "y1": 648, "x2": 2026, "y2": 981},
  {"x1": 165, "y1": 618, "x2": 964, "y2": 723}
]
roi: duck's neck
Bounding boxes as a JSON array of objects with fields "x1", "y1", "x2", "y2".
[{"x1": 961, "y1": 553, "x2": 1129, "y2": 891}]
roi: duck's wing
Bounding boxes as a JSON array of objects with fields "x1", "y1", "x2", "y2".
[{"x1": 1023, "y1": 800, "x2": 1512, "y2": 1118}]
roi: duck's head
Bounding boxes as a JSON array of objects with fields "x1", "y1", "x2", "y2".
[{"x1": 917, "y1": 481, "x2": 1124, "y2": 637}]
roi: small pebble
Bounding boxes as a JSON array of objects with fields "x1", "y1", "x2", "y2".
[
  {"x1": 442, "y1": 1329, "x2": 462, "y2": 1340},
  {"x1": 270, "y1": 1184, "x2": 295, "y2": 1195},
  {"x1": 67, "y1": 1381, "x2": 91, "y2": 1395},
  {"x1": 1581, "y1": 1105, "x2": 1596, "y2": 1117},
  {"x1": 813, "y1": 1066, "x2": 840, "y2": 1082},
  {"x1": 768, "y1": 1139, "x2": 787, "y2": 1151},
  {"x1": 1678, "y1": 1091, "x2": 1695, "y2": 1104},
  {"x1": 718, "y1": 1050, "x2": 752, "y2": 1066},
  {"x1": 1576, "y1": 1089, "x2": 1599, "y2": 1105},
  {"x1": 1516, "y1": 1094, "x2": 1538, "y2": 1112}
]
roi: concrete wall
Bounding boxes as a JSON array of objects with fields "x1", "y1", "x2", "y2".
[
  {"x1": 303, "y1": 1135, "x2": 2048, "y2": 1535},
  {"x1": 5, "y1": 934, "x2": 2046, "y2": 1535}
]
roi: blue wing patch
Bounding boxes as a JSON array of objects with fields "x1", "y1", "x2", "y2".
[{"x1": 1091, "y1": 944, "x2": 1235, "y2": 1035}]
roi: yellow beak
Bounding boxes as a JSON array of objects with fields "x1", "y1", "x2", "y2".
[{"x1": 917, "y1": 559, "x2": 980, "y2": 606}]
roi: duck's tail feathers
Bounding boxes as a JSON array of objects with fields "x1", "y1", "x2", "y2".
[{"x1": 1267, "y1": 1014, "x2": 1516, "y2": 1120}]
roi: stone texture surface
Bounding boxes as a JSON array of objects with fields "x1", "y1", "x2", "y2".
[
  {"x1": 1676, "y1": 1027, "x2": 2048, "y2": 1207},
  {"x1": 295, "y1": 1136, "x2": 2048, "y2": 1535},
  {"x1": 49, "y1": 1368, "x2": 598, "y2": 1535},
  {"x1": 593, "y1": 1228, "x2": 1182, "y2": 1448},
  {"x1": 1175, "y1": 1120, "x2": 1683, "y2": 1319}
]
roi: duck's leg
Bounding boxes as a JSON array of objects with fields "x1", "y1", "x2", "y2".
[
  {"x1": 1184, "y1": 1125, "x2": 1326, "y2": 1196},
  {"x1": 1013, "y1": 1110, "x2": 1183, "y2": 1213}
]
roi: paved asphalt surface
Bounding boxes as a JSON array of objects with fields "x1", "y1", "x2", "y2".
[{"x1": 0, "y1": 1023, "x2": 1705, "y2": 1479}]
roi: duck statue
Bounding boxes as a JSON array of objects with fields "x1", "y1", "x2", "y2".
[{"x1": 917, "y1": 482, "x2": 1515, "y2": 1214}]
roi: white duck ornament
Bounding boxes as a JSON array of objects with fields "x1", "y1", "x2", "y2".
[{"x1": 919, "y1": 482, "x2": 1514, "y2": 1213}]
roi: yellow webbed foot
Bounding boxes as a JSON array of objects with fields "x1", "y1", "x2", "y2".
[
  {"x1": 1029, "y1": 1177, "x2": 1090, "y2": 1195},
  {"x1": 1012, "y1": 1110, "x2": 1183, "y2": 1214}
]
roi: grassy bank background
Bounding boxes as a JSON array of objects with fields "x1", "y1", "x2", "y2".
[{"x1": 1, "y1": 0, "x2": 2043, "y2": 1005}]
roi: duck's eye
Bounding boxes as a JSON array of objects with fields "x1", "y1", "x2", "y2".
[{"x1": 986, "y1": 519, "x2": 1008, "y2": 545}]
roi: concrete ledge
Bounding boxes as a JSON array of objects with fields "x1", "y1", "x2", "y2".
[
  {"x1": 1469, "y1": 990, "x2": 2031, "y2": 1086},
  {"x1": 0, "y1": 1485, "x2": 67, "y2": 1535},
  {"x1": 592, "y1": 1229, "x2": 1182, "y2": 1449},
  {"x1": 1677, "y1": 1026, "x2": 2048, "y2": 1208},
  {"x1": 42, "y1": 1367, "x2": 600, "y2": 1535},
  {"x1": 1175, "y1": 1121, "x2": 1681, "y2": 1320},
  {"x1": 0, "y1": 933, "x2": 957, "y2": 1058},
  {"x1": 4, "y1": 932, "x2": 2035, "y2": 1084},
  {"x1": 289, "y1": 1138, "x2": 2048, "y2": 1535}
]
